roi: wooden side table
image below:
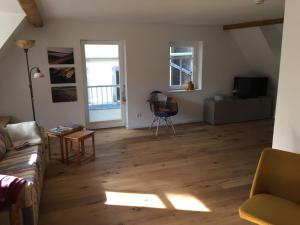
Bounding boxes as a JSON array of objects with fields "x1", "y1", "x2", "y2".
[
  {"x1": 47, "y1": 127, "x2": 83, "y2": 163},
  {"x1": 64, "y1": 130, "x2": 96, "y2": 165}
]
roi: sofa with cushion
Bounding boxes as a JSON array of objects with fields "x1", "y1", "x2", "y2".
[{"x1": 0, "y1": 122, "x2": 47, "y2": 225}]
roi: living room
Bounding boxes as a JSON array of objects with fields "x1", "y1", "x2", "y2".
[{"x1": 2, "y1": 0, "x2": 300, "y2": 225}]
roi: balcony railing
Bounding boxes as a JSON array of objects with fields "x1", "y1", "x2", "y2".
[{"x1": 88, "y1": 84, "x2": 120, "y2": 110}]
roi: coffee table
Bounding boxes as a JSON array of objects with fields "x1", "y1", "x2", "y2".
[{"x1": 47, "y1": 127, "x2": 83, "y2": 163}]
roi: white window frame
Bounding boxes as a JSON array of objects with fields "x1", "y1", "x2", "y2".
[{"x1": 169, "y1": 41, "x2": 202, "y2": 90}]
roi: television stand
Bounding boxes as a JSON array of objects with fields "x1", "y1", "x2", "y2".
[{"x1": 204, "y1": 96, "x2": 272, "y2": 125}]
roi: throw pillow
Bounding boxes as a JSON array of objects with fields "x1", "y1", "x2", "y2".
[
  {"x1": 0, "y1": 138, "x2": 6, "y2": 160},
  {"x1": 7, "y1": 121, "x2": 42, "y2": 149}
]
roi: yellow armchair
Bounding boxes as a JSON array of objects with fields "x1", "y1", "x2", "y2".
[{"x1": 239, "y1": 148, "x2": 300, "y2": 225}]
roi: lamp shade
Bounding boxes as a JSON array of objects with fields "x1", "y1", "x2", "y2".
[
  {"x1": 32, "y1": 68, "x2": 44, "y2": 79},
  {"x1": 16, "y1": 40, "x2": 35, "y2": 49},
  {"x1": 33, "y1": 72, "x2": 44, "y2": 79}
]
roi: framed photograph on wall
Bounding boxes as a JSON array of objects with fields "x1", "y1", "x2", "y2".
[
  {"x1": 50, "y1": 67, "x2": 76, "y2": 84},
  {"x1": 47, "y1": 47, "x2": 74, "y2": 64},
  {"x1": 51, "y1": 86, "x2": 77, "y2": 103}
]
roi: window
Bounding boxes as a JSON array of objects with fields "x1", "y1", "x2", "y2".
[{"x1": 169, "y1": 42, "x2": 201, "y2": 90}]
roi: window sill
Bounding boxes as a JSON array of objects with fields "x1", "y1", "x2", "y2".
[{"x1": 168, "y1": 89, "x2": 202, "y2": 93}]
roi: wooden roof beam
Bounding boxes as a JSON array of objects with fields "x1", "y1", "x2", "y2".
[
  {"x1": 223, "y1": 18, "x2": 283, "y2": 31},
  {"x1": 18, "y1": 0, "x2": 43, "y2": 27}
]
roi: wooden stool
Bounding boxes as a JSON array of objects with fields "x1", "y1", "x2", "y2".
[{"x1": 64, "y1": 130, "x2": 96, "y2": 165}]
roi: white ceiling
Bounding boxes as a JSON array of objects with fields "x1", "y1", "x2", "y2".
[{"x1": 37, "y1": 0, "x2": 285, "y2": 25}]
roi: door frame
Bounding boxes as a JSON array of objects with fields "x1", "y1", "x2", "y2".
[{"x1": 81, "y1": 40, "x2": 127, "y2": 129}]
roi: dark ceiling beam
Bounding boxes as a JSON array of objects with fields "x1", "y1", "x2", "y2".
[
  {"x1": 223, "y1": 18, "x2": 284, "y2": 31},
  {"x1": 18, "y1": 0, "x2": 43, "y2": 27}
]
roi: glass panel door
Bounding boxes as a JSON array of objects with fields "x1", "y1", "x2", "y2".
[{"x1": 83, "y1": 42, "x2": 125, "y2": 128}]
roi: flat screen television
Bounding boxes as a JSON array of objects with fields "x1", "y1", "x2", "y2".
[{"x1": 233, "y1": 77, "x2": 268, "y2": 98}]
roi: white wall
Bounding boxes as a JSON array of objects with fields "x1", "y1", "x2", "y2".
[
  {"x1": 229, "y1": 25, "x2": 283, "y2": 99},
  {"x1": 0, "y1": 20, "x2": 250, "y2": 129},
  {"x1": 273, "y1": 0, "x2": 300, "y2": 153}
]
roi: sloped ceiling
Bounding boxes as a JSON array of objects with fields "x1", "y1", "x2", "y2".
[
  {"x1": 0, "y1": 0, "x2": 24, "y2": 14},
  {"x1": 0, "y1": 1, "x2": 25, "y2": 51},
  {"x1": 37, "y1": 0, "x2": 285, "y2": 25}
]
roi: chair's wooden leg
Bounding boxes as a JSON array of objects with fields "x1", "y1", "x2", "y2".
[
  {"x1": 92, "y1": 134, "x2": 96, "y2": 160},
  {"x1": 156, "y1": 117, "x2": 161, "y2": 136},
  {"x1": 168, "y1": 118, "x2": 176, "y2": 135}
]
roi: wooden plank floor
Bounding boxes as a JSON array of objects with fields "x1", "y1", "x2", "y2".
[{"x1": 39, "y1": 120, "x2": 274, "y2": 225}]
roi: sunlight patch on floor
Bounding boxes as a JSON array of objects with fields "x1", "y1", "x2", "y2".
[
  {"x1": 105, "y1": 191, "x2": 166, "y2": 209},
  {"x1": 166, "y1": 193, "x2": 211, "y2": 212}
]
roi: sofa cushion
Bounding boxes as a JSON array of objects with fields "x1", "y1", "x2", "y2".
[
  {"x1": 239, "y1": 194, "x2": 300, "y2": 225},
  {"x1": 0, "y1": 138, "x2": 6, "y2": 160},
  {"x1": 6, "y1": 122, "x2": 42, "y2": 149},
  {"x1": 0, "y1": 145, "x2": 44, "y2": 198},
  {"x1": 0, "y1": 128, "x2": 12, "y2": 160},
  {"x1": 0, "y1": 146, "x2": 41, "y2": 181},
  {"x1": 0, "y1": 128, "x2": 12, "y2": 149}
]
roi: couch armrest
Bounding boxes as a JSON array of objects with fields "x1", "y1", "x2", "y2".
[{"x1": 0, "y1": 186, "x2": 25, "y2": 225}]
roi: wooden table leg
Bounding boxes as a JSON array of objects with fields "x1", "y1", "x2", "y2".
[
  {"x1": 65, "y1": 139, "x2": 69, "y2": 165},
  {"x1": 78, "y1": 141, "x2": 81, "y2": 165},
  {"x1": 60, "y1": 136, "x2": 64, "y2": 163},
  {"x1": 47, "y1": 135, "x2": 51, "y2": 160},
  {"x1": 81, "y1": 139, "x2": 85, "y2": 156},
  {"x1": 92, "y1": 134, "x2": 96, "y2": 160}
]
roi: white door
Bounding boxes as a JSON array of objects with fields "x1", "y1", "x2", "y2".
[{"x1": 82, "y1": 41, "x2": 126, "y2": 129}]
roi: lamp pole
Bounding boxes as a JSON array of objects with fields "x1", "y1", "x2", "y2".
[
  {"x1": 16, "y1": 40, "x2": 44, "y2": 122},
  {"x1": 24, "y1": 48, "x2": 36, "y2": 121}
]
